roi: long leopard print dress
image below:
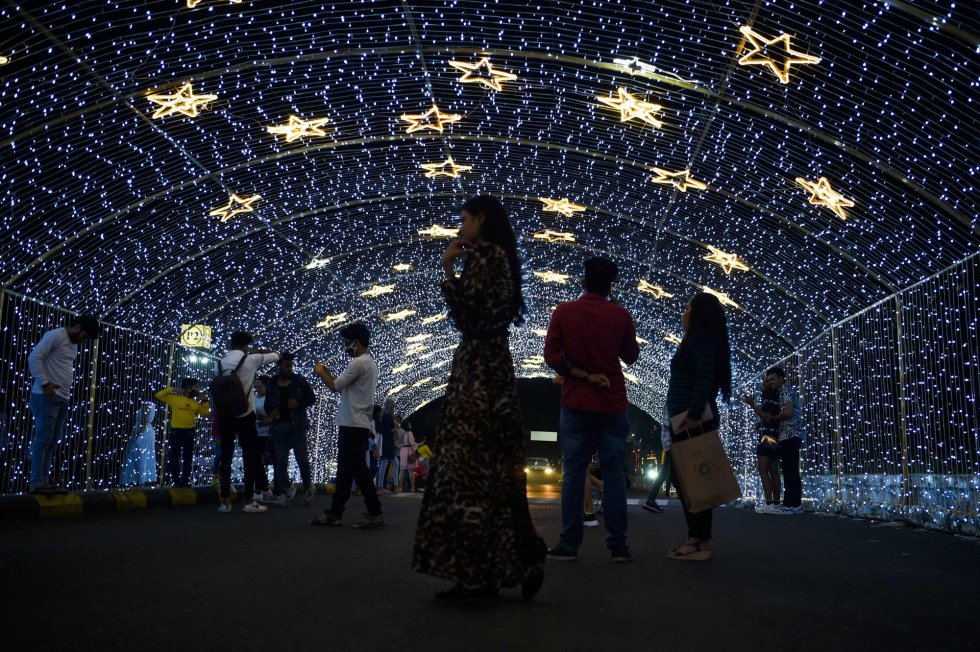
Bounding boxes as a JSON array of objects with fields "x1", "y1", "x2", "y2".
[{"x1": 413, "y1": 243, "x2": 546, "y2": 589}]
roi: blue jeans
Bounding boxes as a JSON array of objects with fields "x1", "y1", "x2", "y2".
[
  {"x1": 559, "y1": 407, "x2": 629, "y2": 550},
  {"x1": 376, "y1": 457, "x2": 396, "y2": 489},
  {"x1": 271, "y1": 421, "x2": 312, "y2": 495},
  {"x1": 29, "y1": 393, "x2": 69, "y2": 490}
]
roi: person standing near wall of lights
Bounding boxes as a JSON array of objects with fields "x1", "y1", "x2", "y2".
[
  {"x1": 27, "y1": 314, "x2": 100, "y2": 495},
  {"x1": 265, "y1": 354, "x2": 317, "y2": 508},
  {"x1": 155, "y1": 377, "x2": 210, "y2": 488},
  {"x1": 765, "y1": 367, "x2": 804, "y2": 514},
  {"x1": 376, "y1": 399, "x2": 397, "y2": 492}
]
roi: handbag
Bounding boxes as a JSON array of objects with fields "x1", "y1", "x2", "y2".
[{"x1": 669, "y1": 404, "x2": 741, "y2": 513}]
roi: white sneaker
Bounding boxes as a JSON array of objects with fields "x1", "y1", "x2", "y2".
[
  {"x1": 217, "y1": 503, "x2": 233, "y2": 513},
  {"x1": 243, "y1": 501, "x2": 268, "y2": 513},
  {"x1": 258, "y1": 490, "x2": 276, "y2": 503},
  {"x1": 304, "y1": 488, "x2": 314, "y2": 506},
  {"x1": 781, "y1": 505, "x2": 804, "y2": 514},
  {"x1": 287, "y1": 485, "x2": 298, "y2": 500},
  {"x1": 755, "y1": 503, "x2": 771, "y2": 514},
  {"x1": 768, "y1": 505, "x2": 793, "y2": 515},
  {"x1": 274, "y1": 495, "x2": 289, "y2": 508}
]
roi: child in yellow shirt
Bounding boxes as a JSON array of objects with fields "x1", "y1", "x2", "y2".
[{"x1": 156, "y1": 378, "x2": 210, "y2": 487}]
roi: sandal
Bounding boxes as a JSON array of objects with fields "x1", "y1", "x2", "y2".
[
  {"x1": 310, "y1": 513, "x2": 343, "y2": 527},
  {"x1": 667, "y1": 539, "x2": 712, "y2": 561}
]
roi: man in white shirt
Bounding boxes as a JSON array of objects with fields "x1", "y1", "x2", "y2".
[
  {"x1": 311, "y1": 323, "x2": 384, "y2": 529},
  {"x1": 26, "y1": 315, "x2": 100, "y2": 494},
  {"x1": 215, "y1": 331, "x2": 281, "y2": 513}
]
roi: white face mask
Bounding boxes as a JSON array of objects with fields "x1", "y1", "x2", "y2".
[{"x1": 345, "y1": 341, "x2": 358, "y2": 357}]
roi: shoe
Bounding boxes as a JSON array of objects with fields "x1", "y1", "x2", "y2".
[
  {"x1": 435, "y1": 583, "x2": 499, "y2": 601},
  {"x1": 583, "y1": 513, "x2": 599, "y2": 527},
  {"x1": 667, "y1": 540, "x2": 712, "y2": 561},
  {"x1": 642, "y1": 500, "x2": 664, "y2": 514},
  {"x1": 304, "y1": 488, "x2": 314, "y2": 506},
  {"x1": 287, "y1": 485, "x2": 298, "y2": 500},
  {"x1": 258, "y1": 490, "x2": 276, "y2": 503},
  {"x1": 610, "y1": 545, "x2": 633, "y2": 563},
  {"x1": 29, "y1": 483, "x2": 55, "y2": 495},
  {"x1": 756, "y1": 503, "x2": 774, "y2": 514},
  {"x1": 243, "y1": 501, "x2": 268, "y2": 513},
  {"x1": 216, "y1": 503, "x2": 233, "y2": 513},
  {"x1": 310, "y1": 512, "x2": 343, "y2": 526},
  {"x1": 546, "y1": 545, "x2": 578, "y2": 562},
  {"x1": 781, "y1": 505, "x2": 804, "y2": 514},
  {"x1": 274, "y1": 495, "x2": 289, "y2": 508},
  {"x1": 768, "y1": 505, "x2": 793, "y2": 515},
  {"x1": 521, "y1": 564, "x2": 545, "y2": 600},
  {"x1": 350, "y1": 513, "x2": 385, "y2": 529}
]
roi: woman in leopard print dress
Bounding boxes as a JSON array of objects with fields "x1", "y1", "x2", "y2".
[{"x1": 413, "y1": 196, "x2": 547, "y2": 601}]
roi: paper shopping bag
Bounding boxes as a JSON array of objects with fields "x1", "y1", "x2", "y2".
[{"x1": 669, "y1": 406, "x2": 741, "y2": 513}]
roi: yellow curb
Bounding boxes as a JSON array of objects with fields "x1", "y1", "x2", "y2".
[
  {"x1": 36, "y1": 493, "x2": 83, "y2": 518},
  {"x1": 168, "y1": 487, "x2": 198, "y2": 505},
  {"x1": 112, "y1": 491, "x2": 148, "y2": 511}
]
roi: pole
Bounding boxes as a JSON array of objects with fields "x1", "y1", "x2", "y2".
[
  {"x1": 159, "y1": 341, "x2": 177, "y2": 485},
  {"x1": 894, "y1": 294, "x2": 911, "y2": 512},
  {"x1": 830, "y1": 327, "x2": 843, "y2": 505},
  {"x1": 84, "y1": 336, "x2": 101, "y2": 491}
]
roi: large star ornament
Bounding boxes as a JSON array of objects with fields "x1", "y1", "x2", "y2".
[
  {"x1": 533, "y1": 270, "x2": 571, "y2": 284},
  {"x1": 362, "y1": 284, "x2": 396, "y2": 298},
  {"x1": 701, "y1": 285, "x2": 740, "y2": 309},
  {"x1": 538, "y1": 197, "x2": 587, "y2": 217},
  {"x1": 448, "y1": 57, "x2": 518, "y2": 92},
  {"x1": 795, "y1": 176, "x2": 855, "y2": 219},
  {"x1": 147, "y1": 82, "x2": 218, "y2": 119},
  {"x1": 420, "y1": 156, "x2": 473, "y2": 178},
  {"x1": 266, "y1": 115, "x2": 331, "y2": 142},
  {"x1": 533, "y1": 229, "x2": 576, "y2": 244},
  {"x1": 316, "y1": 313, "x2": 348, "y2": 329},
  {"x1": 418, "y1": 225, "x2": 459, "y2": 238},
  {"x1": 651, "y1": 167, "x2": 707, "y2": 192},
  {"x1": 385, "y1": 309, "x2": 417, "y2": 322},
  {"x1": 421, "y1": 313, "x2": 448, "y2": 325},
  {"x1": 737, "y1": 25, "x2": 821, "y2": 85},
  {"x1": 703, "y1": 246, "x2": 750, "y2": 274},
  {"x1": 638, "y1": 280, "x2": 674, "y2": 298},
  {"x1": 208, "y1": 193, "x2": 261, "y2": 222},
  {"x1": 400, "y1": 104, "x2": 462, "y2": 133},
  {"x1": 596, "y1": 87, "x2": 664, "y2": 128}
]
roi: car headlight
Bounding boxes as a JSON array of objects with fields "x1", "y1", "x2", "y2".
[
  {"x1": 646, "y1": 468, "x2": 658, "y2": 480},
  {"x1": 544, "y1": 468, "x2": 553, "y2": 474}
]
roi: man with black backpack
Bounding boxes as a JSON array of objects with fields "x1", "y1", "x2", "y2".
[{"x1": 214, "y1": 331, "x2": 281, "y2": 513}]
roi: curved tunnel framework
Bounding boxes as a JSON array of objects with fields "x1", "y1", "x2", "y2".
[{"x1": 1, "y1": 0, "x2": 977, "y2": 416}]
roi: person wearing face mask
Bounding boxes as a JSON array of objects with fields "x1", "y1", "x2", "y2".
[
  {"x1": 155, "y1": 377, "x2": 211, "y2": 487},
  {"x1": 311, "y1": 323, "x2": 384, "y2": 529},
  {"x1": 265, "y1": 353, "x2": 317, "y2": 507},
  {"x1": 27, "y1": 314, "x2": 101, "y2": 495}
]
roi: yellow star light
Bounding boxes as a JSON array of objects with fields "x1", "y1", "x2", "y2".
[
  {"x1": 665, "y1": 333, "x2": 683, "y2": 345},
  {"x1": 418, "y1": 225, "x2": 459, "y2": 239},
  {"x1": 420, "y1": 156, "x2": 473, "y2": 179},
  {"x1": 533, "y1": 229, "x2": 576, "y2": 244},
  {"x1": 362, "y1": 284, "x2": 395, "y2": 298},
  {"x1": 533, "y1": 270, "x2": 570, "y2": 284},
  {"x1": 187, "y1": 0, "x2": 242, "y2": 6},
  {"x1": 421, "y1": 313, "x2": 448, "y2": 325},
  {"x1": 393, "y1": 263, "x2": 413, "y2": 272},
  {"x1": 448, "y1": 57, "x2": 518, "y2": 92},
  {"x1": 385, "y1": 309, "x2": 417, "y2": 322},
  {"x1": 532, "y1": 329, "x2": 548, "y2": 337},
  {"x1": 413, "y1": 377, "x2": 434, "y2": 388},
  {"x1": 266, "y1": 114, "x2": 331, "y2": 143},
  {"x1": 703, "y1": 246, "x2": 751, "y2": 274},
  {"x1": 596, "y1": 87, "x2": 664, "y2": 128},
  {"x1": 701, "y1": 285, "x2": 740, "y2": 309},
  {"x1": 638, "y1": 280, "x2": 674, "y2": 299},
  {"x1": 387, "y1": 384, "x2": 408, "y2": 397},
  {"x1": 400, "y1": 104, "x2": 462, "y2": 134},
  {"x1": 795, "y1": 177, "x2": 855, "y2": 220},
  {"x1": 208, "y1": 193, "x2": 261, "y2": 223},
  {"x1": 623, "y1": 372, "x2": 640, "y2": 385},
  {"x1": 147, "y1": 82, "x2": 218, "y2": 119},
  {"x1": 406, "y1": 345, "x2": 429, "y2": 357},
  {"x1": 432, "y1": 383, "x2": 449, "y2": 393},
  {"x1": 315, "y1": 313, "x2": 348, "y2": 329},
  {"x1": 523, "y1": 355, "x2": 545, "y2": 366},
  {"x1": 0, "y1": 55, "x2": 10, "y2": 66},
  {"x1": 305, "y1": 257, "x2": 330, "y2": 270},
  {"x1": 737, "y1": 25, "x2": 822, "y2": 85},
  {"x1": 636, "y1": 336, "x2": 650, "y2": 345},
  {"x1": 392, "y1": 363, "x2": 414, "y2": 374},
  {"x1": 406, "y1": 334, "x2": 432, "y2": 343},
  {"x1": 650, "y1": 168, "x2": 707, "y2": 193},
  {"x1": 539, "y1": 197, "x2": 587, "y2": 218}
]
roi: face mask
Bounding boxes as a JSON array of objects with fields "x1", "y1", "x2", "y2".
[{"x1": 345, "y1": 341, "x2": 358, "y2": 357}]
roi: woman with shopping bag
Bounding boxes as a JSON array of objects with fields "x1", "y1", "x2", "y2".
[{"x1": 663, "y1": 292, "x2": 735, "y2": 562}]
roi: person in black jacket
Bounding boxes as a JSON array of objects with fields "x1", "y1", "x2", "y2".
[{"x1": 265, "y1": 352, "x2": 318, "y2": 506}]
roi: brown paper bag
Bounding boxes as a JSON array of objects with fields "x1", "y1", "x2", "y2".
[{"x1": 669, "y1": 405, "x2": 741, "y2": 513}]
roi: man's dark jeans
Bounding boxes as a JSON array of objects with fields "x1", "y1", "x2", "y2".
[
  {"x1": 329, "y1": 426, "x2": 382, "y2": 517},
  {"x1": 779, "y1": 436, "x2": 803, "y2": 507}
]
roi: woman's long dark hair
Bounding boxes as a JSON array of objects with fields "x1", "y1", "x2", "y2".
[
  {"x1": 681, "y1": 292, "x2": 732, "y2": 402},
  {"x1": 461, "y1": 195, "x2": 526, "y2": 324}
]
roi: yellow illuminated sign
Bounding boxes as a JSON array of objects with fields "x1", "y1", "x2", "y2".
[{"x1": 180, "y1": 324, "x2": 212, "y2": 348}]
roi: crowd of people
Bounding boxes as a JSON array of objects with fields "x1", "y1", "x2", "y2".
[{"x1": 25, "y1": 194, "x2": 805, "y2": 601}]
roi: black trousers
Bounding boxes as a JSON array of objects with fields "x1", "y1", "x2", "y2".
[
  {"x1": 329, "y1": 426, "x2": 382, "y2": 517},
  {"x1": 645, "y1": 450, "x2": 673, "y2": 502},
  {"x1": 167, "y1": 427, "x2": 195, "y2": 486},
  {"x1": 670, "y1": 458, "x2": 713, "y2": 540},
  {"x1": 218, "y1": 412, "x2": 262, "y2": 500},
  {"x1": 779, "y1": 437, "x2": 803, "y2": 508}
]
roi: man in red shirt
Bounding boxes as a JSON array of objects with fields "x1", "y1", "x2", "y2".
[{"x1": 543, "y1": 257, "x2": 640, "y2": 562}]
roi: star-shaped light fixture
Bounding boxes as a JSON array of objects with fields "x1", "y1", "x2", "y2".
[
  {"x1": 385, "y1": 309, "x2": 417, "y2": 322},
  {"x1": 418, "y1": 225, "x2": 459, "y2": 239},
  {"x1": 0, "y1": 55, "x2": 10, "y2": 66},
  {"x1": 737, "y1": 25, "x2": 822, "y2": 85},
  {"x1": 665, "y1": 333, "x2": 682, "y2": 345},
  {"x1": 703, "y1": 246, "x2": 751, "y2": 274},
  {"x1": 392, "y1": 363, "x2": 413, "y2": 374},
  {"x1": 596, "y1": 87, "x2": 664, "y2": 128},
  {"x1": 701, "y1": 285, "x2": 740, "y2": 309},
  {"x1": 650, "y1": 168, "x2": 707, "y2": 192},
  {"x1": 393, "y1": 263, "x2": 413, "y2": 272},
  {"x1": 636, "y1": 336, "x2": 650, "y2": 345},
  {"x1": 432, "y1": 383, "x2": 448, "y2": 393},
  {"x1": 316, "y1": 313, "x2": 348, "y2": 329},
  {"x1": 533, "y1": 270, "x2": 570, "y2": 284},
  {"x1": 406, "y1": 334, "x2": 432, "y2": 343},
  {"x1": 187, "y1": 0, "x2": 242, "y2": 6},
  {"x1": 413, "y1": 377, "x2": 434, "y2": 388},
  {"x1": 147, "y1": 82, "x2": 218, "y2": 119},
  {"x1": 420, "y1": 156, "x2": 473, "y2": 179},
  {"x1": 208, "y1": 193, "x2": 261, "y2": 223},
  {"x1": 533, "y1": 229, "x2": 576, "y2": 244},
  {"x1": 795, "y1": 177, "x2": 855, "y2": 219},
  {"x1": 523, "y1": 355, "x2": 546, "y2": 366},
  {"x1": 448, "y1": 57, "x2": 518, "y2": 92},
  {"x1": 400, "y1": 104, "x2": 462, "y2": 134},
  {"x1": 532, "y1": 329, "x2": 548, "y2": 337},
  {"x1": 611, "y1": 56, "x2": 700, "y2": 84},
  {"x1": 387, "y1": 384, "x2": 408, "y2": 397},
  {"x1": 305, "y1": 257, "x2": 330, "y2": 270},
  {"x1": 421, "y1": 313, "x2": 448, "y2": 325},
  {"x1": 623, "y1": 372, "x2": 640, "y2": 385},
  {"x1": 406, "y1": 344, "x2": 429, "y2": 356},
  {"x1": 638, "y1": 280, "x2": 674, "y2": 299},
  {"x1": 266, "y1": 114, "x2": 331, "y2": 143},
  {"x1": 362, "y1": 284, "x2": 395, "y2": 298},
  {"x1": 539, "y1": 197, "x2": 587, "y2": 218}
]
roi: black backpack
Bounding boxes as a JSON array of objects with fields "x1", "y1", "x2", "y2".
[{"x1": 212, "y1": 352, "x2": 250, "y2": 416}]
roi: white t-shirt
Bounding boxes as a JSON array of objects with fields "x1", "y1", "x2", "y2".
[
  {"x1": 254, "y1": 394, "x2": 270, "y2": 437},
  {"x1": 334, "y1": 353, "x2": 378, "y2": 429},
  {"x1": 216, "y1": 350, "x2": 281, "y2": 418}
]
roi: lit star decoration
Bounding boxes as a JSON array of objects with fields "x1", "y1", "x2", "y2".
[
  {"x1": 387, "y1": 384, "x2": 407, "y2": 397},
  {"x1": 533, "y1": 229, "x2": 576, "y2": 244},
  {"x1": 623, "y1": 372, "x2": 640, "y2": 385},
  {"x1": 533, "y1": 270, "x2": 570, "y2": 284},
  {"x1": 421, "y1": 313, "x2": 448, "y2": 325},
  {"x1": 700, "y1": 285, "x2": 740, "y2": 309},
  {"x1": 420, "y1": 156, "x2": 473, "y2": 179},
  {"x1": 392, "y1": 363, "x2": 413, "y2": 374},
  {"x1": 650, "y1": 168, "x2": 708, "y2": 192},
  {"x1": 186, "y1": 0, "x2": 242, "y2": 7},
  {"x1": 413, "y1": 377, "x2": 434, "y2": 387},
  {"x1": 638, "y1": 280, "x2": 674, "y2": 299},
  {"x1": 385, "y1": 309, "x2": 417, "y2": 322},
  {"x1": 0, "y1": 55, "x2": 10, "y2": 66},
  {"x1": 612, "y1": 56, "x2": 701, "y2": 84},
  {"x1": 596, "y1": 87, "x2": 664, "y2": 128},
  {"x1": 315, "y1": 313, "x2": 348, "y2": 329},
  {"x1": 361, "y1": 284, "x2": 395, "y2": 298},
  {"x1": 405, "y1": 334, "x2": 432, "y2": 343},
  {"x1": 400, "y1": 104, "x2": 462, "y2": 134},
  {"x1": 305, "y1": 257, "x2": 330, "y2": 270},
  {"x1": 532, "y1": 329, "x2": 548, "y2": 337},
  {"x1": 448, "y1": 57, "x2": 518, "y2": 92},
  {"x1": 795, "y1": 177, "x2": 855, "y2": 219},
  {"x1": 418, "y1": 225, "x2": 459, "y2": 239},
  {"x1": 393, "y1": 263, "x2": 413, "y2": 272},
  {"x1": 636, "y1": 336, "x2": 650, "y2": 345},
  {"x1": 665, "y1": 333, "x2": 683, "y2": 345},
  {"x1": 432, "y1": 384, "x2": 449, "y2": 393},
  {"x1": 405, "y1": 344, "x2": 429, "y2": 356},
  {"x1": 147, "y1": 82, "x2": 218, "y2": 119},
  {"x1": 208, "y1": 193, "x2": 261, "y2": 223},
  {"x1": 703, "y1": 245, "x2": 751, "y2": 274},
  {"x1": 539, "y1": 197, "x2": 587, "y2": 217},
  {"x1": 737, "y1": 25, "x2": 822, "y2": 85},
  {"x1": 523, "y1": 355, "x2": 545, "y2": 366},
  {"x1": 266, "y1": 115, "x2": 331, "y2": 143}
]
